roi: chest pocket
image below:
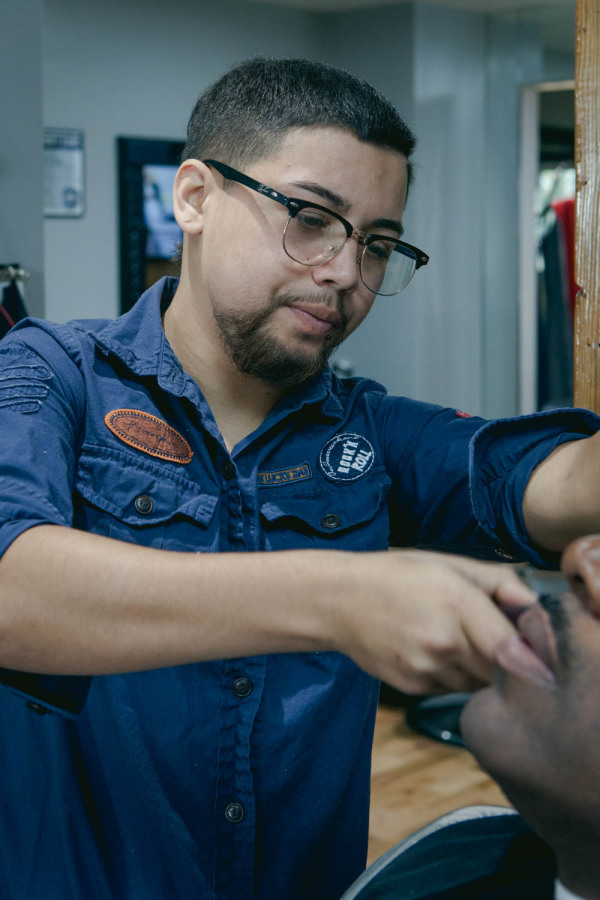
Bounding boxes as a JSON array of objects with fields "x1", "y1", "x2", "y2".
[
  {"x1": 74, "y1": 445, "x2": 218, "y2": 552},
  {"x1": 260, "y1": 472, "x2": 392, "y2": 552}
]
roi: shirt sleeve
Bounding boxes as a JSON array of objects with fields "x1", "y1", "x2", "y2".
[
  {"x1": 380, "y1": 397, "x2": 600, "y2": 566},
  {"x1": 470, "y1": 409, "x2": 600, "y2": 567},
  {"x1": 0, "y1": 323, "x2": 84, "y2": 556},
  {"x1": 0, "y1": 323, "x2": 91, "y2": 717}
]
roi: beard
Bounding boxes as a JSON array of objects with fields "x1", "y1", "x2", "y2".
[
  {"x1": 213, "y1": 291, "x2": 348, "y2": 389},
  {"x1": 538, "y1": 593, "x2": 573, "y2": 672}
]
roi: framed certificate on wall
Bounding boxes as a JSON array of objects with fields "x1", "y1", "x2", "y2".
[{"x1": 43, "y1": 128, "x2": 85, "y2": 217}]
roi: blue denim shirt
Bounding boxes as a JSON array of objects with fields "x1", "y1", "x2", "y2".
[{"x1": 0, "y1": 277, "x2": 596, "y2": 899}]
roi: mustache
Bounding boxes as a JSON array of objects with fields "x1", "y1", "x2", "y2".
[
  {"x1": 538, "y1": 592, "x2": 573, "y2": 671},
  {"x1": 277, "y1": 291, "x2": 341, "y2": 308}
]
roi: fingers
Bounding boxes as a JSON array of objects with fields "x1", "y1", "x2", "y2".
[
  {"x1": 406, "y1": 649, "x2": 492, "y2": 695},
  {"x1": 399, "y1": 565, "x2": 515, "y2": 693},
  {"x1": 458, "y1": 584, "x2": 516, "y2": 677},
  {"x1": 379, "y1": 632, "x2": 491, "y2": 696},
  {"x1": 433, "y1": 576, "x2": 513, "y2": 686},
  {"x1": 436, "y1": 553, "x2": 537, "y2": 612},
  {"x1": 383, "y1": 667, "x2": 486, "y2": 697},
  {"x1": 400, "y1": 557, "x2": 520, "y2": 691},
  {"x1": 343, "y1": 550, "x2": 529, "y2": 697}
]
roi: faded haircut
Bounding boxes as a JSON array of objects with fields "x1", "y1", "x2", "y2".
[
  {"x1": 182, "y1": 57, "x2": 416, "y2": 187},
  {"x1": 172, "y1": 57, "x2": 417, "y2": 268}
]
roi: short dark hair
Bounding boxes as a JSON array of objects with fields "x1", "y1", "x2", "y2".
[{"x1": 182, "y1": 57, "x2": 416, "y2": 188}]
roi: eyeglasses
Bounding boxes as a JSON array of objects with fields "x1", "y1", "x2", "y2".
[{"x1": 204, "y1": 159, "x2": 429, "y2": 296}]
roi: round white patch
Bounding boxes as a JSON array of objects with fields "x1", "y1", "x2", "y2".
[{"x1": 319, "y1": 433, "x2": 375, "y2": 482}]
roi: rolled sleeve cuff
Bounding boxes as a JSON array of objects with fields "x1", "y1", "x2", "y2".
[
  {"x1": 470, "y1": 408, "x2": 600, "y2": 568},
  {"x1": 0, "y1": 493, "x2": 71, "y2": 559}
]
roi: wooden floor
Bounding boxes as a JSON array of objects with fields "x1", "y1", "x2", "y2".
[{"x1": 367, "y1": 701, "x2": 510, "y2": 865}]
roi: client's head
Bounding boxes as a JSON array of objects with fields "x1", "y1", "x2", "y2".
[{"x1": 461, "y1": 535, "x2": 600, "y2": 898}]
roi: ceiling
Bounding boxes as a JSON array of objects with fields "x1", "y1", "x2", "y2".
[{"x1": 245, "y1": 0, "x2": 575, "y2": 52}]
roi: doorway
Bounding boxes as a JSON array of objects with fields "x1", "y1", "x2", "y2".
[{"x1": 519, "y1": 80, "x2": 575, "y2": 413}]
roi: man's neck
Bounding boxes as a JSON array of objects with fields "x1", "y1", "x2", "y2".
[{"x1": 163, "y1": 285, "x2": 285, "y2": 452}]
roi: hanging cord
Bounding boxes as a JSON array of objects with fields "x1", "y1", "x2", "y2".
[
  {"x1": 0, "y1": 305, "x2": 14, "y2": 329},
  {"x1": 0, "y1": 265, "x2": 30, "y2": 284},
  {"x1": 0, "y1": 265, "x2": 30, "y2": 335}
]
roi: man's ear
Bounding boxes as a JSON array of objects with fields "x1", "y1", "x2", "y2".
[{"x1": 173, "y1": 159, "x2": 211, "y2": 235}]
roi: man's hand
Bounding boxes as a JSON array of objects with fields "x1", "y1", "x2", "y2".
[{"x1": 328, "y1": 549, "x2": 536, "y2": 695}]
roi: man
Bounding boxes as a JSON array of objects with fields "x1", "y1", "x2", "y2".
[
  {"x1": 461, "y1": 535, "x2": 600, "y2": 900},
  {"x1": 0, "y1": 57, "x2": 598, "y2": 898}
]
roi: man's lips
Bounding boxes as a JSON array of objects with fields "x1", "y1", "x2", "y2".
[
  {"x1": 286, "y1": 303, "x2": 342, "y2": 336},
  {"x1": 494, "y1": 602, "x2": 559, "y2": 687}
]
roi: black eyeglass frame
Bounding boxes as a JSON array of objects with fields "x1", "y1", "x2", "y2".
[{"x1": 203, "y1": 159, "x2": 429, "y2": 294}]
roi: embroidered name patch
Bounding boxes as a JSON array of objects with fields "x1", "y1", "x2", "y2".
[
  {"x1": 105, "y1": 409, "x2": 193, "y2": 464},
  {"x1": 320, "y1": 433, "x2": 374, "y2": 482},
  {"x1": 258, "y1": 463, "x2": 312, "y2": 488}
]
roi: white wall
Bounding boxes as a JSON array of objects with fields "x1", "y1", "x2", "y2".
[
  {"x1": 1, "y1": 0, "x2": 45, "y2": 316},
  {"x1": 410, "y1": 4, "x2": 488, "y2": 414},
  {"x1": 481, "y1": 15, "x2": 544, "y2": 417},
  {"x1": 317, "y1": 4, "x2": 419, "y2": 402}
]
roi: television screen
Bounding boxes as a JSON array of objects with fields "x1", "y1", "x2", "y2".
[
  {"x1": 142, "y1": 164, "x2": 182, "y2": 260},
  {"x1": 118, "y1": 137, "x2": 185, "y2": 313}
]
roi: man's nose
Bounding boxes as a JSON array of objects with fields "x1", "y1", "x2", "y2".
[
  {"x1": 311, "y1": 238, "x2": 360, "y2": 292},
  {"x1": 561, "y1": 535, "x2": 600, "y2": 616}
]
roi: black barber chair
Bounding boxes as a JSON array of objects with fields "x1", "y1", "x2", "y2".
[
  {"x1": 405, "y1": 693, "x2": 470, "y2": 747},
  {"x1": 340, "y1": 805, "x2": 555, "y2": 899}
]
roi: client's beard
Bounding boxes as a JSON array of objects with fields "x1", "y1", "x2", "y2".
[
  {"x1": 538, "y1": 593, "x2": 574, "y2": 672},
  {"x1": 213, "y1": 292, "x2": 347, "y2": 389}
]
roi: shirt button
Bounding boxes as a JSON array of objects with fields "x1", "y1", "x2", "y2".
[
  {"x1": 134, "y1": 495, "x2": 154, "y2": 515},
  {"x1": 222, "y1": 461, "x2": 235, "y2": 481},
  {"x1": 321, "y1": 513, "x2": 341, "y2": 530},
  {"x1": 224, "y1": 802, "x2": 245, "y2": 824},
  {"x1": 232, "y1": 677, "x2": 253, "y2": 698}
]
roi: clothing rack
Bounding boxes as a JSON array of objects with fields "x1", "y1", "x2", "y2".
[{"x1": 0, "y1": 265, "x2": 30, "y2": 283}]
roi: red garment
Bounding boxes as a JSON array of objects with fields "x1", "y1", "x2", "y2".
[{"x1": 552, "y1": 197, "x2": 578, "y2": 318}]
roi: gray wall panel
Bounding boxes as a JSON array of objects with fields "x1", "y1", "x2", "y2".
[{"x1": 1, "y1": 0, "x2": 45, "y2": 316}]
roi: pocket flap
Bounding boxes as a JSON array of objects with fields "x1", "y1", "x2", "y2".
[
  {"x1": 77, "y1": 446, "x2": 217, "y2": 527},
  {"x1": 260, "y1": 477, "x2": 390, "y2": 535}
]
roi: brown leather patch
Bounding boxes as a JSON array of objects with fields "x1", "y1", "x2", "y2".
[{"x1": 105, "y1": 409, "x2": 193, "y2": 464}]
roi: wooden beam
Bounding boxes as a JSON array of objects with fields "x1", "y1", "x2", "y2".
[{"x1": 574, "y1": 0, "x2": 600, "y2": 411}]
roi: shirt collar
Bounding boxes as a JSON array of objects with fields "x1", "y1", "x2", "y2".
[
  {"x1": 87, "y1": 276, "x2": 345, "y2": 420},
  {"x1": 88, "y1": 277, "x2": 175, "y2": 377}
]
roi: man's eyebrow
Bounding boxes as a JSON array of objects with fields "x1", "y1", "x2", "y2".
[
  {"x1": 371, "y1": 217, "x2": 404, "y2": 237},
  {"x1": 289, "y1": 181, "x2": 351, "y2": 213},
  {"x1": 289, "y1": 181, "x2": 404, "y2": 237}
]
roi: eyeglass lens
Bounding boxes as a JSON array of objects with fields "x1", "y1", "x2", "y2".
[{"x1": 283, "y1": 208, "x2": 417, "y2": 295}]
